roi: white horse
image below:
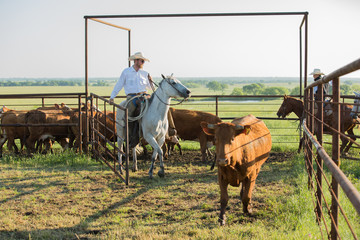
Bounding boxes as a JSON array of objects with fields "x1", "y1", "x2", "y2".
[{"x1": 116, "y1": 74, "x2": 191, "y2": 178}]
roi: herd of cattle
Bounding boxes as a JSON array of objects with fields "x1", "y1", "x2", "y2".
[
  {"x1": 0, "y1": 103, "x2": 272, "y2": 226},
  {"x1": 0, "y1": 104, "x2": 224, "y2": 159},
  {"x1": 0, "y1": 103, "x2": 113, "y2": 157}
]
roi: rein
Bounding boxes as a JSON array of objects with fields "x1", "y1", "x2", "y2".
[{"x1": 151, "y1": 77, "x2": 188, "y2": 106}]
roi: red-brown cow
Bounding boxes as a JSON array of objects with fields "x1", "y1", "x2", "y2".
[
  {"x1": 25, "y1": 106, "x2": 73, "y2": 155},
  {"x1": 170, "y1": 107, "x2": 221, "y2": 161},
  {"x1": 201, "y1": 114, "x2": 272, "y2": 225},
  {"x1": 0, "y1": 106, "x2": 29, "y2": 156}
]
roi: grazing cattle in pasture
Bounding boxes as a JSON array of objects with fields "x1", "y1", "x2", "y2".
[
  {"x1": 25, "y1": 106, "x2": 73, "y2": 155},
  {"x1": 201, "y1": 114, "x2": 272, "y2": 226},
  {"x1": 277, "y1": 95, "x2": 359, "y2": 154},
  {"x1": 170, "y1": 107, "x2": 221, "y2": 162},
  {"x1": 0, "y1": 107, "x2": 29, "y2": 157}
]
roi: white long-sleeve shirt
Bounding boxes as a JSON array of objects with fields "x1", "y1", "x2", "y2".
[
  {"x1": 110, "y1": 66, "x2": 151, "y2": 99},
  {"x1": 313, "y1": 76, "x2": 332, "y2": 94}
]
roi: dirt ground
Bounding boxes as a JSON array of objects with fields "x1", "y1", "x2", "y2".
[{"x1": 133, "y1": 148, "x2": 295, "y2": 166}]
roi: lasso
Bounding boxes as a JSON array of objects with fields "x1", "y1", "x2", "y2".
[{"x1": 124, "y1": 94, "x2": 149, "y2": 122}]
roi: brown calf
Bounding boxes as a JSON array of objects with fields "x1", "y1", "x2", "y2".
[{"x1": 201, "y1": 114, "x2": 272, "y2": 225}]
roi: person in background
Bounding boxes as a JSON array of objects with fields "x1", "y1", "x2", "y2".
[
  {"x1": 310, "y1": 68, "x2": 330, "y2": 101},
  {"x1": 310, "y1": 68, "x2": 332, "y2": 116}
]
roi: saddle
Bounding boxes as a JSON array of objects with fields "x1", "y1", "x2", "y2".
[{"x1": 129, "y1": 94, "x2": 151, "y2": 149}]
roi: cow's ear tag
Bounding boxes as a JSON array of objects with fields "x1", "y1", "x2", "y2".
[{"x1": 244, "y1": 125, "x2": 251, "y2": 135}]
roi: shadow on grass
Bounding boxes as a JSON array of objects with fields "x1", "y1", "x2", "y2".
[{"x1": 0, "y1": 150, "x2": 299, "y2": 239}]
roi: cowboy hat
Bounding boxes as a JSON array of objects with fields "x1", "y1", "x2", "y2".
[
  {"x1": 309, "y1": 68, "x2": 324, "y2": 75},
  {"x1": 128, "y1": 52, "x2": 150, "y2": 62}
]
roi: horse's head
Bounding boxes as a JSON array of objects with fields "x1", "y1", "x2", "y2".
[
  {"x1": 277, "y1": 95, "x2": 293, "y2": 118},
  {"x1": 350, "y1": 91, "x2": 360, "y2": 119},
  {"x1": 159, "y1": 74, "x2": 191, "y2": 99}
]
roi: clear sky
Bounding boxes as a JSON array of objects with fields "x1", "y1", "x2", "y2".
[{"x1": 0, "y1": 0, "x2": 359, "y2": 79}]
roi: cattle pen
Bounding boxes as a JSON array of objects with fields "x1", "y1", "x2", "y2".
[{"x1": 0, "y1": 11, "x2": 359, "y2": 240}]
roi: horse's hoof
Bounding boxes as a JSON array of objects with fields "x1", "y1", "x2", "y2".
[
  {"x1": 244, "y1": 205, "x2": 253, "y2": 215},
  {"x1": 158, "y1": 167, "x2": 165, "y2": 178},
  {"x1": 218, "y1": 216, "x2": 226, "y2": 226}
]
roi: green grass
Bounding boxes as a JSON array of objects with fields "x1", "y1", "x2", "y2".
[{"x1": 0, "y1": 151, "x2": 359, "y2": 240}]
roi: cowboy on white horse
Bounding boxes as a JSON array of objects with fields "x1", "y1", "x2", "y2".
[
  {"x1": 110, "y1": 52, "x2": 191, "y2": 178},
  {"x1": 109, "y1": 52, "x2": 176, "y2": 148}
]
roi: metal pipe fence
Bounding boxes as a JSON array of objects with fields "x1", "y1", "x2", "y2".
[
  {"x1": 89, "y1": 93, "x2": 129, "y2": 185},
  {"x1": 303, "y1": 57, "x2": 360, "y2": 240}
]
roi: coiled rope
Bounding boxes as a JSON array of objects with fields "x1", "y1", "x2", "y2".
[{"x1": 124, "y1": 94, "x2": 149, "y2": 122}]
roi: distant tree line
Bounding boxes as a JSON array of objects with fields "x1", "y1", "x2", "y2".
[
  {"x1": 0, "y1": 80, "x2": 84, "y2": 87},
  {"x1": 200, "y1": 80, "x2": 360, "y2": 96},
  {"x1": 230, "y1": 83, "x2": 289, "y2": 96}
]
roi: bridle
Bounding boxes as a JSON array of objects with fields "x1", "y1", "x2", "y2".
[{"x1": 149, "y1": 76, "x2": 188, "y2": 106}]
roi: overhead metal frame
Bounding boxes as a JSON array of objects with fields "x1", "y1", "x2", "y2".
[{"x1": 84, "y1": 12, "x2": 309, "y2": 99}]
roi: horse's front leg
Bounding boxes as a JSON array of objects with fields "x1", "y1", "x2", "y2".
[
  {"x1": 117, "y1": 136, "x2": 124, "y2": 175},
  {"x1": 132, "y1": 146, "x2": 138, "y2": 172},
  {"x1": 146, "y1": 137, "x2": 164, "y2": 178},
  {"x1": 148, "y1": 150, "x2": 159, "y2": 179},
  {"x1": 116, "y1": 108, "x2": 126, "y2": 175},
  {"x1": 157, "y1": 138, "x2": 166, "y2": 178}
]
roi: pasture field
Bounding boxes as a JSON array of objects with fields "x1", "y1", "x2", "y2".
[{"x1": 0, "y1": 83, "x2": 299, "y2": 109}]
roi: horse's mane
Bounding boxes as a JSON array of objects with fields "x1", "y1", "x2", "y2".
[{"x1": 286, "y1": 96, "x2": 303, "y2": 104}]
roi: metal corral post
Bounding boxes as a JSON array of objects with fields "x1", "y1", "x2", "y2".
[
  {"x1": 125, "y1": 109, "x2": 129, "y2": 185},
  {"x1": 299, "y1": 26, "x2": 302, "y2": 98},
  {"x1": 104, "y1": 101, "x2": 107, "y2": 152},
  {"x1": 309, "y1": 88, "x2": 314, "y2": 188},
  {"x1": 113, "y1": 104, "x2": 116, "y2": 171},
  {"x1": 315, "y1": 84, "x2": 324, "y2": 222},
  {"x1": 215, "y1": 96, "x2": 219, "y2": 117},
  {"x1": 304, "y1": 13, "x2": 308, "y2": 89},
  {"x1": 303, "y1": 89, "x2": 311, "y2": 187},
  {"x1": 96, "y1": 97, "x2": 99, "y2": 155},
  {"x1": 330, "y1": 77, "x2": 340, "y2": 240},
  {"x1": 128, "y1": 30, "x2": 131, "y2": 67},
  {"x1": 78, "y1": 95, "x2": 83, "y2": 154},
  {"x1": 90, "y1": 94, "x2": 95, "y2": 156},
  {"x1": 85, "y1": 103, "x2": 89, "y2": 154},
  {"x1": 85, "y1": 18, "x2": 89, "y2": 104},
  {"x1": 42, "y1": 97, "x2": 45, "y2": 107}
]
